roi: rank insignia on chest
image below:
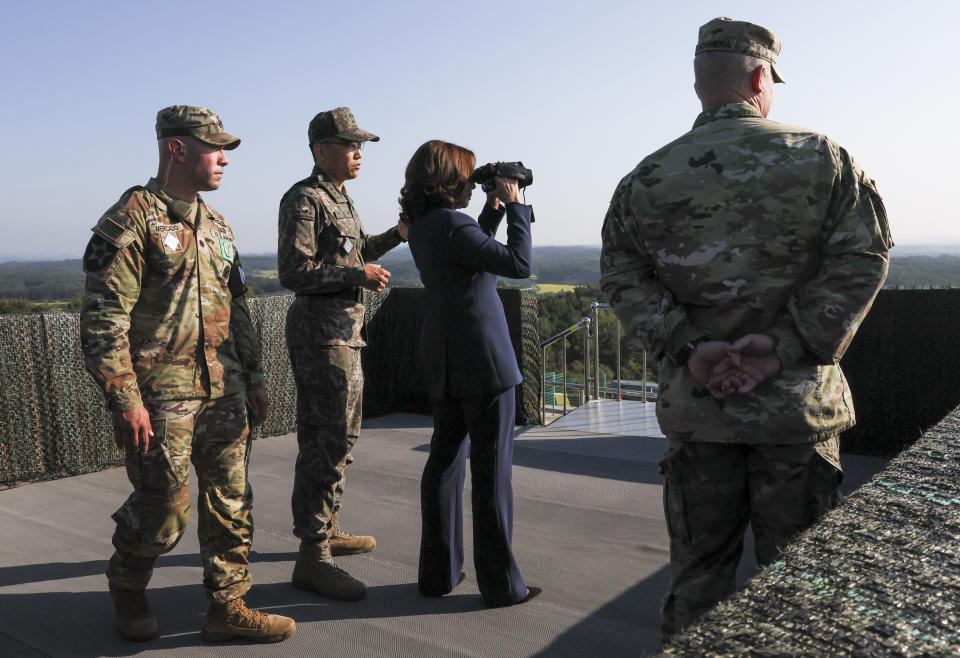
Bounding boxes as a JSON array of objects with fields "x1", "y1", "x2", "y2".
[
  {"x1": 162, "y1": 232, "x2": 182, "y2": 253},
  {"x1": 341, "y1": 237, "x2": 354, "y2": 254},
  {"x1": 219, "y1": 238, "x2": 235, "y2": 263}
]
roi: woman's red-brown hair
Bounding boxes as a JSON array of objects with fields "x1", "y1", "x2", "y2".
[{"x1": 398, "y1": 140, "x2": 476, "y2": 223}]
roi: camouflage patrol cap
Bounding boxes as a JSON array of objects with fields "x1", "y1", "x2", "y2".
[
  {"x1": 308, "y1": 107, "x2": 380, "y2": 145},
  {"x1": 155, "y1": 105, "x2": 241, "y2": 150},
  {"x1": 696, "y1": 17, "x2": 785, "y2": 83}
]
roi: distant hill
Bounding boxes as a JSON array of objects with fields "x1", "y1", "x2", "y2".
[{"x1": 2, "y1": 248, "x2": 959, "y2": 306}]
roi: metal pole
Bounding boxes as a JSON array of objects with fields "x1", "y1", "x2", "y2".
[
  {"x1": 591, "y1": 302, "x2": 601, "y2": 400},
  {"x1": 540, "y1": 346, "x2": 546, "y2": 425},
  {"x1": 642, "y1": 350, "x2": 648, "y2": 403},
  {"x1": 616, "y1": 321, "x2": 622, "y2": 402},
  {"x1": 583, "y1": 317, "x2": 591, "y2": 404},
  {"x1": 562, "y1": 338, "x2": 568, "y2": 415}
]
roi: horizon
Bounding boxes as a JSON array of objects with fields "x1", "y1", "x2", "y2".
[
  {"x1": 1, "y1": 1, "x2": 957, "y2": 259},
  {"x1": 4, "y1": 241, "x2": 960, "y2": 266}
]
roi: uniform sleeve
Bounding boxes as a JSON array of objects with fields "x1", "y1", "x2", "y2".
[
  {"x1": 79, "y1": 212, "x2": 145, "y2": 412},
  {"x1": 447, "y1": 203, "x2": 532, "y2": 279},
  {"x1": 277, "y1": 188, "x2": 367, "y2": 293},
  {"x1": 599, "y1": 181, "x2": 707, "y2": 361},
  {"x1": 770, "y1": 146, "x2": 892, "y2": 367},
  {"x1": 361, "y1": 226, "x2": 403, "y2": 262},
  {"x1": 228, "y1": 252, "x2": 265, "y2": 390}
]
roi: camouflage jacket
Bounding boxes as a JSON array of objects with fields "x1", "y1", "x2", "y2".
[
  {"x1": 600, "y1": 103, "x2": 892, "y2": 444},
  {"x1": 80, "y1": 178, "x2": 263, "y2": 412},
  {"x1": 278, "y1": 165, "x2": 403, "y2": 347}
]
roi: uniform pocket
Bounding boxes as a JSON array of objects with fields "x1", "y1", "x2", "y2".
[
  {"x1": 658, "y1": 447, "x2": 690, "y2": 545},
  {"x1": 126, "y1": 418, "x2": 183, "y2": 493}
]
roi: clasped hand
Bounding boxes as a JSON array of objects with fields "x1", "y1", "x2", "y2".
[{"x1": 687, "y1": 334, "x2": 782, "y2": 399}]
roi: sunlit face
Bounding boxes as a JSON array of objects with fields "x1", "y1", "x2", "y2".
[
  {"x1": 315, "y1": 139, "x2": 363, "y2": 184},
  {"x1": 180, "y1": 138, "x2": 228, "y2": 191},
  {"x1": 454, "y1": 180, "x2": 475, "y2": 209}
]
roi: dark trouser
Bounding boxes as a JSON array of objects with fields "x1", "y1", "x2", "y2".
[
  {"x1": 289, "y1": 345, "x2": 362, "y2": 544},
  {"x1": 658, "y1": 436, "x2": 842, "y2": 642},
  {"x1": 418, "y1": 387, "x2": 527, "y2": 605},
  {"x1": 107, "y1": 392, "x2": 253, "y2": 603}
]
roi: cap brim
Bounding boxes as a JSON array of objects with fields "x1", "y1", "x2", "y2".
[
  {"x1": 196, "y1": 132, "x2": 242, "y2": 150},
  {"x1": 772, "y1": 63, "x2": 785, "y2": 84},
  {"x1": 338, "y1": 128, "x2": 380, "y2": 142}
]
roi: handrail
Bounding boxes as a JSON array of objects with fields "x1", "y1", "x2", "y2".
[
  {"x1": 539, "y1": 317, "x2": 591, "y2": 349},
  {"x1": 540, "y1": 317, "x2": 591, "y2": 424},
  {"x1": 540, "y1": 300, "x2": 654, "y2": 425}
]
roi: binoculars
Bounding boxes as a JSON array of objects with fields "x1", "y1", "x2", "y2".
[{"x1": 470, "y1": 161, "x2": 533, "y2": 189}]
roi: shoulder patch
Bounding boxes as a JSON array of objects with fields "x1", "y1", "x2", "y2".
[{"x1": 92, "y1": 215, "x2": 137, "y2": 249}]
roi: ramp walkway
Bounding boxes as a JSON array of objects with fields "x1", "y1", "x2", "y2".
[{"x1": 0, "y1": 401, "x2": 886, "y2": 657}]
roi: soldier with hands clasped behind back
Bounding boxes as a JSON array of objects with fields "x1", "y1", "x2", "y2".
[{"x1": 600, "y1": 18, "x2": 892, "y2": 643}]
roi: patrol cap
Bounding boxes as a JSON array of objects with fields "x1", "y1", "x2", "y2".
[
  {"x1": 308, "y1": 107, "x2": 380, "y2": 145},
  {"x1": 696, "y1": 17, "x2": 785, "y2": 83},
  {"x1": 155, "y1": 105, "x2": 241, "y2": 150}
]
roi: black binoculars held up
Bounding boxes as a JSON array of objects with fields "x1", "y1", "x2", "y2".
[{"x1": 470, "y1": 161, "x2": 534, "y2": 190}]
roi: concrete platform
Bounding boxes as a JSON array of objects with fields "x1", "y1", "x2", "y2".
[{"x1": 0, "y1": 404, "x2": 887, "y2": 657}]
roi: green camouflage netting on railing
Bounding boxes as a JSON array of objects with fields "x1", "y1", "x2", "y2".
[
  {"x1": 661, "y1": 408, "x2": 960, "y2": 657},
  {"x1": 0, "y1": 288, "x2": 540, "y2": 487}
]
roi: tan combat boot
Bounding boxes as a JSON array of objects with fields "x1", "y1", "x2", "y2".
[
  {"x1": 329, "y1": 513, "x2": 377, "y2": 556},
  {"x1": 292, "y1": 541, "x2": 367, "y2": 600},
  {"x1": 201, "y1": 597, "x2": 296, "y2": 643},
  {"x1": 109, "y1": 584, "x2": 159, "y2": 642}
]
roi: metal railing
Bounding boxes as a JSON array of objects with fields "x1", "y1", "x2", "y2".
[
  {"x1": 539, "y1": 300, "x2": 653, "y2": 425},
  {"x1": 539, "y1": 317, "x2": 590, "y2": 424}
]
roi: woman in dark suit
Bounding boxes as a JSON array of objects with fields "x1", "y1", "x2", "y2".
[{"x1": 400, "y1": 140, "x2": 540, "y2": 607}]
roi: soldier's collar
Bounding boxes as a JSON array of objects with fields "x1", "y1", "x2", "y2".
[
  {"x1": 693, "y1": 102, "x2": 764, "y2": 129},
  {"x1": 311, "y1": 165, "x2": 353, "y2": 203},
  {"x1": 145, "y1": 178, "x2": 199, "y2": 226}
]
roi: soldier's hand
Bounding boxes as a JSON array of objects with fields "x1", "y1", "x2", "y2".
[
  {"x1": 247, "y1": 387, "x2": 269, "y2": 427},
  {"x1": 112, "y1": 406, "x2": 153, "y2": 454},
  {"x1": 362, "y1": 263, "x2": 391, "y2": 291},
  {"x1": 396, "y1": 218, "x2": 409, "y2": 241},
  {"x1": 708, "y1": 334, "x2": 782, "y2": 396},
  {"x1": 687, "y1": 341, "x2": 732, "y2": 392}
]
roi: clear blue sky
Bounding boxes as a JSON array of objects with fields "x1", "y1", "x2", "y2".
[{"x1": 1, "y1": 0, "x2": 955, "y2": 260}]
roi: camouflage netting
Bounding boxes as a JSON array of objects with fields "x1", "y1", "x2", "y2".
[
  {"x1": 840, "y1": 289, "x2": 960, "y2": 457},
  {"x1": 0, "y1": 288, "x2": 540, "y2": 487},
  {"x1": 661, "y1": 408, "x2": 960, "y2": 657}
]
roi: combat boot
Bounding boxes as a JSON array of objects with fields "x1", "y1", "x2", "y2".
[
  {"x1": 201, "y1": 597, "x2": 296, "y2": 643},
  {"x1": 292, "y1": 541, "x2": 367, "y2": 600},
  {"x1": 109, "y1": 584, "x2": 159, "y2": 642},
  {"x1": 329, "y1": 513, "x2": 377, "y2": 555}
]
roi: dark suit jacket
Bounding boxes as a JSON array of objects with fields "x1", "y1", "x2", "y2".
[{"x1": 408, "y1": 202, "x2": 533, "y2": 400}]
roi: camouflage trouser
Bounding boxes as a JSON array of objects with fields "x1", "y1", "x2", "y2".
[
  {"x1": 658, "y1": 436, "x2": 842, "y2": 641},
  {"x1": 106, "y1": 392, "x2": 254, "y2": 603},
  {"x1": 289, "y1": 345, "x2": 362, "y2": 544}
]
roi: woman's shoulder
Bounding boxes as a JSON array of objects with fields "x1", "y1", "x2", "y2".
[{"x1": 419, "y1": 207, "x2": 475, "y2": 231}]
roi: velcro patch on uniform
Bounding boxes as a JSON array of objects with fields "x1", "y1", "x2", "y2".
[
  {"x1": 92, "y1": 215, "x2": 136, "y2": 249},
  {"x1": 149, "y1": 221, "x2": 184, "y2": 233},
  {"x1": 219, "y1": 238, "x2": 235, "y2": 263},
  {"x1": 163, "y1": 232, "x2": 183, "y2": 253}
]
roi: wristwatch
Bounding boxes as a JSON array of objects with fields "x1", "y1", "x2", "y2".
[{"x1": 675, "y1": 336, "x2": 707, "y2": 366}]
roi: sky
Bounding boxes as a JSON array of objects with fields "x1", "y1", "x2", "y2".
[{"x1": 1, "y1": 0, "x2": 956, "y2": 261}]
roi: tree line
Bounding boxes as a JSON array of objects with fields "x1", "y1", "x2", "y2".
[{"x1": 1, "y1": 251, "x2": 959, "y2": 314}]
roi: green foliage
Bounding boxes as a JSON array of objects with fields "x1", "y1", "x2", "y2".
[
  {"x1": 537, "y1": 285, "x2": 656, "y2": 383},
  {"x1": 0, "y1": 298, "x2": 43, "y2": 313}
]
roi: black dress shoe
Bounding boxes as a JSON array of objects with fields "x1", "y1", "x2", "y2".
[
  {"x1": 420, "y1": 572, "x2": 466, "y2": 597},
  {"x1": 484, "y1": 586, "x2": 542, "y2": 608}
]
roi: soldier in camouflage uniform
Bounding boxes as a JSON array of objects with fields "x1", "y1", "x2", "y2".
[
  {"x1": 599, "y1": 18, "x2": 892, "y2": 642},
  {"x1": 80, "y1": 106, "x2": 295, "y2": 644},
  {"x1": 278, "y1": 107, "x2": 407, "y2": 600}
]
